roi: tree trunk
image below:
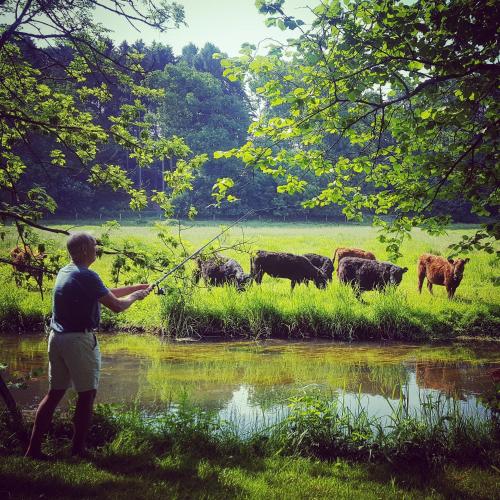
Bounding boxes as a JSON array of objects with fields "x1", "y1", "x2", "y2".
[
  {"x1": 161, "y1": 157, "x2": 165, "y2": 192},
  {"x1": 0, "y1": 373, "x2": 28, "y2": 445}
]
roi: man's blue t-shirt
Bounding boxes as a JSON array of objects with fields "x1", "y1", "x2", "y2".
[{"x1": 50, "y1": 263, "x2": 109, "y2": 333}]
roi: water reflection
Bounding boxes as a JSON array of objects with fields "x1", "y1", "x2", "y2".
[
  {"x1": 1, "y1": 335, "x2": 498, "y2": 430},
  {"x1": 415, "y1": 362, "x2": 493, "y2": 398}
]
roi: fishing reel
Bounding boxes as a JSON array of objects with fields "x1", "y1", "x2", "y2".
[{"x1": 153, "y1": 284, "x2": 165, "y2": 295}]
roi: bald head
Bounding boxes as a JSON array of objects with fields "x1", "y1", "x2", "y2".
[{"x1": 67, "y1": 232, "x2": 97, "y2": 265}]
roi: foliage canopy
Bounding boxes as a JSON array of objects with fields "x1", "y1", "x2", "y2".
[
  {"x1": 220, "y1": 0, "x2": 499, "y2": 257},
  {"x1": 0, "y1": 1, "x2": 207, "y2": 246}
]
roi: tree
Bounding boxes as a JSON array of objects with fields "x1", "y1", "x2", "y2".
[
  {"x1": 147, "y1": 56, "x2": 251, "y2": 216},
  {"x1": 220, "y1": 0, "x2": 499, "y2": 257},
  {"x1": 0, "y1": 1, "x2": 207, "y2": 261}
]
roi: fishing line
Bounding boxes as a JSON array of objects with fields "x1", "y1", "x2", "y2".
[
  {"x1": 151, "y1": 201, "x2": 322, "y2": 294},
  {"x1": 152, "y1": 209, "x2": 256, "y2": 293}
]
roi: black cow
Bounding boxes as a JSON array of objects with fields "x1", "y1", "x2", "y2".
[
  {"x1": 303, "y1": 253, "x2": 334, "y2": 282},
  {"x1": 338, "y1": 257, "x2": 408, "y2": 296},
  {"x1": 194, "y1": 254, "x2": 251, "y2": 291},
  {"x1": 251, "y1": 250, "x2": 328, "y2": 290}
]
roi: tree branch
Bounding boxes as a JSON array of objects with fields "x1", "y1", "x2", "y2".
[
  {"x1": 0, "y1": 0, "x2": 35, "y2": 50},
  {"x1": 0, "y1": 210, "x2": 71, "y2": 235}
]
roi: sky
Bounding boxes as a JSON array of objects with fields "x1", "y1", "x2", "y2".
[{"x1": 100, "y1": 0, "x2": 313, "y2": 56}]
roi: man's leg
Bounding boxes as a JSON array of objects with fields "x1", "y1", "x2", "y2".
[
  {"x1": 25, "y1": 389, "x2": 66, "y2": 459},
  {"x1": 67, "y1": 332, "x2": 101, "y2": 457},
  {"x1": 72, "y1": 389, "x2": 96, "y2": 456}
]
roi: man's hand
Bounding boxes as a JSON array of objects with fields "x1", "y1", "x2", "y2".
[{"x1": 131, "y1": 286, "x2": 152, "y2": 301}]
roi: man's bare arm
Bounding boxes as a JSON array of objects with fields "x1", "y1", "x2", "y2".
[
  {"x1": 110, "y1": 284, "x2": 149, "y2": 298},
  {"x1": 99, "y1": 287, "x2": 151, "y2": 313}
]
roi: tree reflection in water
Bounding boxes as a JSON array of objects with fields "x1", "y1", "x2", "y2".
[{"x1": 1, "y1": 335, "x2": 498, "y2": 428}]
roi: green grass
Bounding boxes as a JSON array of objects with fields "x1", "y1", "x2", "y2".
[
  {"x1": 0, "y1": 221, "x2": 498, "y2": 339},
  {"x1": 2, "y1": 455, "x2": 500, "y2": 499},
  {"x1": 2, "y1": 391, "x2": 498, "y2": 468}
]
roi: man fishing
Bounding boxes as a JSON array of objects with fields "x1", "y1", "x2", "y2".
[{"x1": 25, "y1": 231, "x2": 152, "y2": 459}]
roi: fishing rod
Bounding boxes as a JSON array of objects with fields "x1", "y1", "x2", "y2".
[
  {"x1": 150, "y1": 199, "x2": 318, "y2": 293},
  {"x1": 152, "y1": 209, "x2": 255, "y2": 293}
]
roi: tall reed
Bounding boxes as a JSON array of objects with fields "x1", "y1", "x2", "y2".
[{"x1": 3, "y1": 391, "x2": 496, "y2": 470}]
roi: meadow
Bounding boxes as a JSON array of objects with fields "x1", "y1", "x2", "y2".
[
  {"x1": 0, "y1": 220, "x2": 498, "y2": 340},
  {"x1": 1, "y1": 220, "x2": 499, "y2": 499}
]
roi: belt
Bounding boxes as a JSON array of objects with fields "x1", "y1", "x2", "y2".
[{"x1": 52, "y1": 329, "x2": 96, "y2": 335}]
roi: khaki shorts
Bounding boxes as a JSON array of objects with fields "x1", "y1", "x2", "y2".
[{"x1": 48, "y1": 331, "x2": 101, "y2": 392}]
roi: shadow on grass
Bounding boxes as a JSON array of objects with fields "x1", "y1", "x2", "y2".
[
  {"x1": 364, "y1": 462, "x2": 499, "y2": 500},
  {"x1": 2, "y1": 449, "x2": 499, "y2": 500},
  {"x1": 0, "y1": 452, "x2": 248, "y2": 499}
]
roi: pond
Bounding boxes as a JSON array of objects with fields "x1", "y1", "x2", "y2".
[{"x1": 2, "y1": 334, "x2": 499, "y2": 434}]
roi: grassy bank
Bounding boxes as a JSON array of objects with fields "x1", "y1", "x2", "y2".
[
  {"x1": 0, "y1": 221, "x2": 498, "y2": 340},
  {"x1": 1, "y1": 391, "x2": 499, "y2": 499}
]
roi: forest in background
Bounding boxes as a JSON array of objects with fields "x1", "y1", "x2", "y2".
[
  {"x1": 12, "y1": 36, "x2": 482, "y2": 223},
  {"x1": 1, "y1": 0, "x2": 497, "y2": 271}
]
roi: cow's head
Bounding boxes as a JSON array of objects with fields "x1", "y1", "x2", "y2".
[
  {"x1": 237, "y1": 273, "x2": 252, "y2": 291},
  {"x1": 447, "y1": 257, "x2": 469, "y2": 284},
  {"x1": 314, "y1": 269, "x2": 328, "y2": 289},
  {"x1": 389, "y1": 265, "x2": 408, "y2": 285},
  {"x1": 321, "y1": 261, "x2": 334, "y2": 281}
]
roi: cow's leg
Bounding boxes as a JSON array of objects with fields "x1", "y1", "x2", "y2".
[
  {"x1": 13, "y1": 272, "x2": 22, "y2": 288},
  {"x1": 447, "y1": 286, "x2": 455, "y2": 299},
  {"x1": 254, "y1": 269, "x2": 263, "y2": 284},
  {"x1": 193, "y1": 269, "x2": 201, "y2": 284},
  {"x1": 427, "y1": 281, "x2": 433, "y2": 295},
  {"x1": 290, "y1": 280, "x2": 296, "y2": 291},
  {"x1": 37, "y1": 281, "x2": 44, "y2": 300},
  {"x1": 252, "y1": 263, "x2": 264, "y2": 284},
  {"x1": 417, "y1": 263, "x2": 426, "y2": 293},
  {"x1": 35, "y1": 274, "x2": 44, "y2": 300}
]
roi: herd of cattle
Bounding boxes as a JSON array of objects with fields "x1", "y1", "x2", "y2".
[
  {"x1": 9, "y1": 245, "x2": 470, "y2": 300},
  {"x1": 194, "y1": 248, "x2": 470, "y2": 299}
]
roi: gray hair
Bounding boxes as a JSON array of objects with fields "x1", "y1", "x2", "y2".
[{"x1": 67, "y1": 232, "x2": 96, "y2": 261}]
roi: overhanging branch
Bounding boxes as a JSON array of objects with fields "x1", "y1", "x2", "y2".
[{"x1": 0, "y1": 210, "x2": 71, "y2": 235}]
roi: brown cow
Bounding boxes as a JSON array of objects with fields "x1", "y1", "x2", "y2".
[
  {"x1": 417, "y1": 253, "x2": 469, "y2": 299},
  {"x1": 10, "y1": 246, "x2": 46, "y2": 295},
  {"x1": 332, "y1": 247, "x2": 376, "y2": 276}
]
